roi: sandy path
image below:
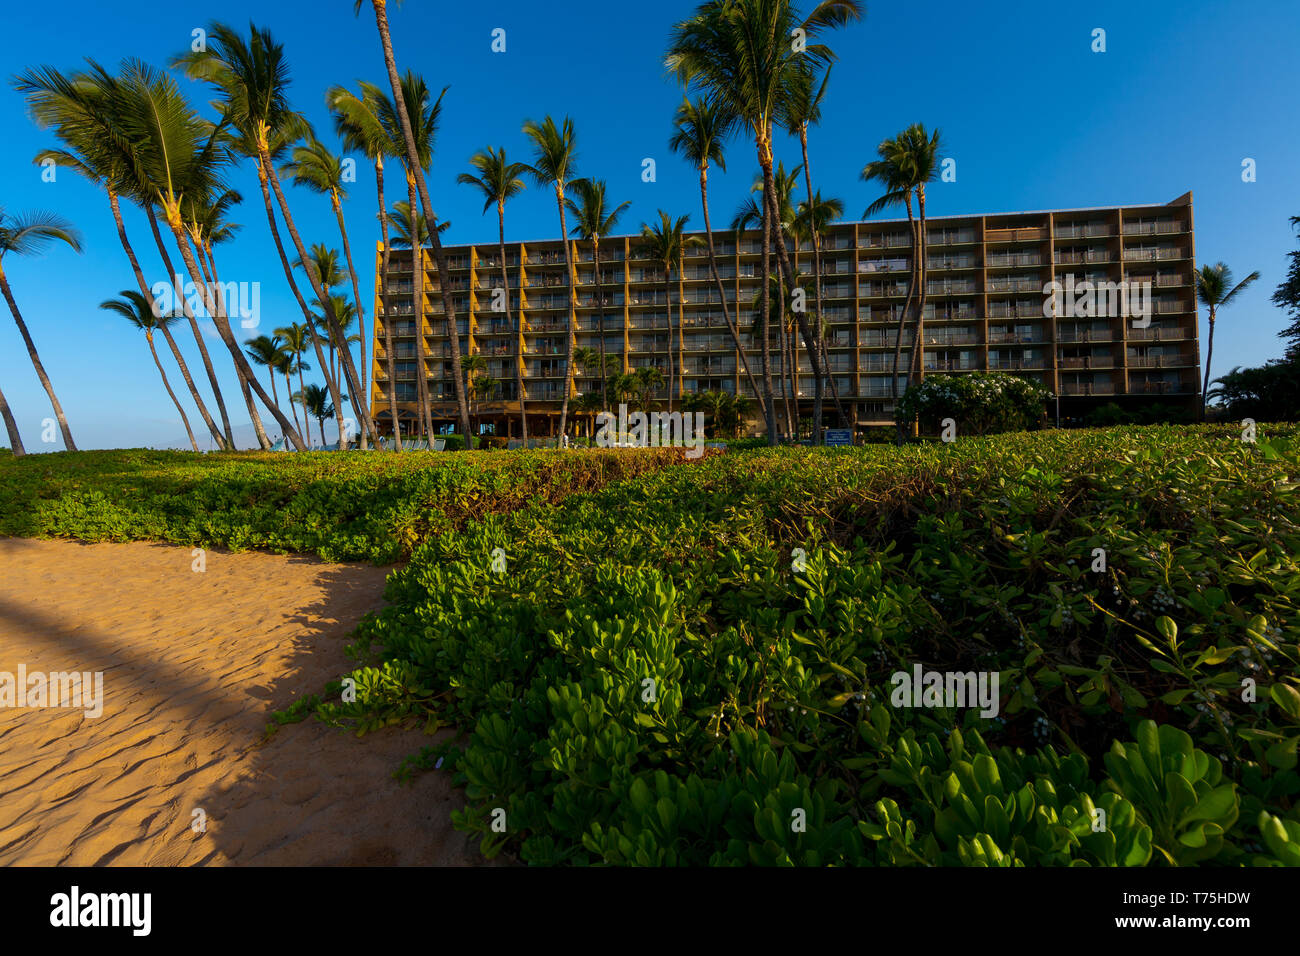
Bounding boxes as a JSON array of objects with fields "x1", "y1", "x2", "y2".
[{"x1": 0, "y1": 537, "x2": 482, "y2": 866}]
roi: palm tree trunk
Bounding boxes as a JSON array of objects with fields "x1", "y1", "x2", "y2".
[
  {"x1": 192, "y1": 233, "x2": 271, "y2": 450},
  {"x1": 1201, "y1": 310, "x2": 1216, "y2": 421},
  {"x1": 777, "y1": 268, "x2": 794, "y2": 435},
  {"x1": 253, "y1": 160, "x2": 341, "y2": 450},
  {"x1": 369, "y1": 0, "x2": 472, "y2": 442},
  {"x1": 911, "y1": 186, "x2": 931, "y2": 392},
  {"x1": 594, "y1": 237, "x2": 607, "y2": 413},
  {"x1": 376, "y1": 157, "x2": 402, "y2": 450},
  {"x1": 144, "y1": 205, "x2": 234, "y2": 448},
  {"x1": 146, "y1": 332, "x2": 198, "y2": 451},
  {"x1": 161, "y1": 211, "x2": 306, "y2": 450},
  {"x1": 698, "y1": 166, "x2": 761, "y2": 402},
  {"x1": 499, "y1": 204, "x2": 527, "y2": 441},
  {"x1": 0, "y1": 264, "x2": 75, "y2": 450},
  {"x1": 317, "y1": 416, "x2": 326, "y2": 447},
  {"x1": 110, "y1": 193, "x2": 225, "y2": 448},
  {"x1": 262, "y1": 147, "x2": 374, "y2": 450},
  {"x1": 284, "y1": 368, "x2": 302, "y2": 437},
  {"x1": 892, "y1": 196, "x2": 918, "y2": 444},
  {"x1": 758, "y1": 146, "x2": 826, "y2": 440},
  {"x1": 556, "y1": 190, "x2": 577, "y2": 442},
  {"x1": 332, "y1": 191, "x2": 369, "y2": 404},
  {"x1": 406, "y1": 176, "x2": 433, "y2": 440},
  {"x1": 798, "y1": 129, "x2": 847, "y2": 440},
  {"x1": 0, "y1": 381, "x2": 26, "y2": 456},
  {"x1": 759, "y1": 182, "x2": 777, "y2": 444},
  {"x1": 665, "y1": 271, "x2": 675, "y2": 414}
]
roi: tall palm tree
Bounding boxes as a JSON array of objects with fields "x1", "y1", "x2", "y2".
[
  {"x1": 456, "y1": 146, "x2": 530, "y2": 440},
  {"x1": 281, "y1": 133, "x2": 371, "y2": 399},
  {"x1": 17, "y1": 62, "x2": 233, "y2": 449},
  {"x1": 669, "y1": 96, "x2": 764, "y2": 422},
  {"x1": 274, "y1": 321, "x2": 312, "y2": 439},
  {"x1": 862, "y1": 134, "x2": 922, "y2": 443},
  {"x1": 387, "y1": 198, "x2": 439, "y2": 436},
  {"x1": 784, "y1": 63, "x2": 840, "y2": 438},
  {"x1": 329, "y1": 79, "x2": 404, "y2": 448},
  {"x1": 666, "y1": 0, "x2": 861, "y2": 440},
  {"x1": 115, "y1": 60, "x2": 307, "y2": 450},
  {"x1": 290, "y1": 244, "x2": 351, "y2": 442},
  {"x1": 0, "y1": 208, "x2": 81, "y2": 450},
  {"x1": 1196, "y1": 262, "x2": 1260, "y2": 419},
  {"x1": 796, "y1": 187, "x2": 848, "y2": 429},
  {"x1": 100, "y1": 290, "x2": 198, "y2": 450},
  {"x1": 639, "y1": 211, "x2": 703, "y2": 413},
  {"x1": 522, "y1": 115, "x2": 581, "y2": 442},
  {"x1": 565, "y1": 178, "x2": 630, "y2": 413},
  {"x1": 173, "y1": 21, "x2": 374, "y2": 449},
  {"x1": 354, "y1": 0, "x2": 473, "y2": 442},
  {"x1": 893, "y1": 125, "x2": 942, "y2": 388}
]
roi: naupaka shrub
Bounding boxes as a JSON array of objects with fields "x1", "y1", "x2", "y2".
[
  {"x1": 897, "y1": 371, "x2": 1053, "y2": 435},
  {"x1": 322, "y1": 424, "x2": 1299, "y2": 865}
]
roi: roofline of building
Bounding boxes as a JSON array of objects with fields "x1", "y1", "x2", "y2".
[{"x1": 385, "y1": 192, "x2": 1193, "y2": 252}]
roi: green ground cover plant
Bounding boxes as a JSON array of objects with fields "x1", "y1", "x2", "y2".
[{"x1": 316, "y1": 424, "x2": 1299, "y2": 865}]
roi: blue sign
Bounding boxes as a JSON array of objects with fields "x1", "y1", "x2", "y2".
[{"x1": 824, "y1": 429, "x2": 853, "y2": 446}]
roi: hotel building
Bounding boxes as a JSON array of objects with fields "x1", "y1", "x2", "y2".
[{"x1": 369, "y1": 192, "x2": 1199, "y2": 436}]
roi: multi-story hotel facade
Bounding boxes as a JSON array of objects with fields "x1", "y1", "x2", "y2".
[{"x1": 369, "y1": 192, "x2": 1199, "y2": 437}]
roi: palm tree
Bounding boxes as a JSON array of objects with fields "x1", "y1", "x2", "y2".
[
  {"x1": 281, "y1": 134, "x2": 370, "y2": 400},
  {"x1": 565, "y1": 179, "x2": 631, "y2": 415},
  {"x1": 460, "y1": 352, "x2": 488, "y2": 447},
  {"x1": 456, "y1": 146, "x2": 530, "y2": 441},
  {"x1": 639, "y1": 212, "x2": 703, "y2": 413},
  {"x1": 290, "y1": 244, "x2": 352, "y2": 443},
  {"x1": 796, "y1": 187, "x2": 848, "y2": 430},
  {"x1": 114, "y1": 60, "x2": 307, "y2": 450},
  {"x1": 522, "y1": 115, "x2": 581, "y2": 442},
  {"x1": 632, "y1": 366, "x2": 665, "y2": 414},
  {"x1": 173, "y1": 21, "x2": 373, "y2": 449},
  {"x1": 16, "y1": 62, "x2": 233, "y2": 449},
  {"x1": 784, "y1": 63, "x2": 840, "y2": 438},
  {"x1": 244, "y1": 334, "x2": 288, "y2": 419},
  {"x1": 354, "y1": 0, "x2": 473, "y2": 443},
  {"x1": 387, "y1": 198, "x2": 444, "y2": 437},
  {"x1": 862, "y1": 134, "x2": 922, "y2": 443},
  {"x1": 669, "y1": 97, "x2": 764, "y2": 421},
  {"x1": 275, "y1": 321, "x2": 312, "y2": 439},
  {"x1": 1196, "y1": 262, "x2": 1261, "y2": 419},
  {"x1": 0, "y1": 208, "x2": 81, "y2": 450},
  {"x1": 100, "y1": 290, "x2": 198, "y2": 450},
  {"x1": 0, "y1": 383, "x2": 23, "y2": 456},
  {"x1": 295, "y1": 382, "x2": 335, "y2": 447},
  {"x1": 893, "y1": 125, "x2": 942, "y2": 389},
  {"x1": 328, "y1": 79, "x2": 403, "y2": 448},
  {"x1": 666, "y1": 0, "x2": 861, "y2": 442}
]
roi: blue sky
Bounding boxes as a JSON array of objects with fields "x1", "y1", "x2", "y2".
[{"x1": 2, "y1": 0, "x2": 1297, "y2": 449}]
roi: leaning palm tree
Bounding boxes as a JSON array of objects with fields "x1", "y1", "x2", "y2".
[
  {"x1": 565, "y1": 178, "x2": 630, "y2": 413},
  {"x1": 0, "y1": 208, "x2": 81, "y2": 450},
  {"x1": 666, "y1": 0, "x2": 861, "y2": 442},
  {"x1": 329, "y1": 79, "x2": 404, "y2": 448},
  {"x1": 522, "y1": 115, "x2": 581, "y2": 442},
  {"x1": 16, "y1": 62, "x2": 232, "y2": 449},
  {"x1": 100, "y1": 290, "x2": 198, "y2": 450},
  {"x1": 0, "y1": 382, "x2": 23, "y2": 456},
  {"x1": 456, "y1": 146, "x2": 530, "y2": 441},
  {"x1": 353, "y1": 0, "x2": 473, "y2": 442},
  {"x1": 669, "y1": 96, "x2": 764, "y2": 422},
  {"x1": 115, "y1": 60, "x2": 307, "y2": 449},
  {"x1": 862, "y1": 134, "x2": 922, "y2": 443},
  {"x1": 173, "y1": 21, "x2": 373, "y2": 449},
  {"x1": 639, "y1": 212, "x2": 703, "y2": 413},
  {"x1": 1196, "y1": 262, "x2": 1261, "y2": 420},
  {"x1": 281, "y1": 133, "x2": 371, "y2": 398},
  {"x1": 387, "y1": 198, "x2": 436, "y2": 436}
]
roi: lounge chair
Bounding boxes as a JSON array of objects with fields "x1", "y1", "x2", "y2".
[{"x1": 432, "y1": 438, "x2": 446, "y2": 452}]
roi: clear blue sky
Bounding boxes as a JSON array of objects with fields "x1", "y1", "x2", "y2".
[{"x1": 2, "y1": 0, "x2": 1296, "y2": 449}]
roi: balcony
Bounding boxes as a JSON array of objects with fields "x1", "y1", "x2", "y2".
[
  {"x1": 1122, "y1": 220, "x2": 1184, "y2": 236},
  {"x1": 1060, "y1": 382, "x2": 1116, "y2": 395},
  {"x1": 985, "y1": 226, "x2": 1046, "y2": 242}
]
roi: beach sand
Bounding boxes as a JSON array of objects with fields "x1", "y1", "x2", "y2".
[{"x1": 0, "y1": 537, "x2": 482, "y2": 866}]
